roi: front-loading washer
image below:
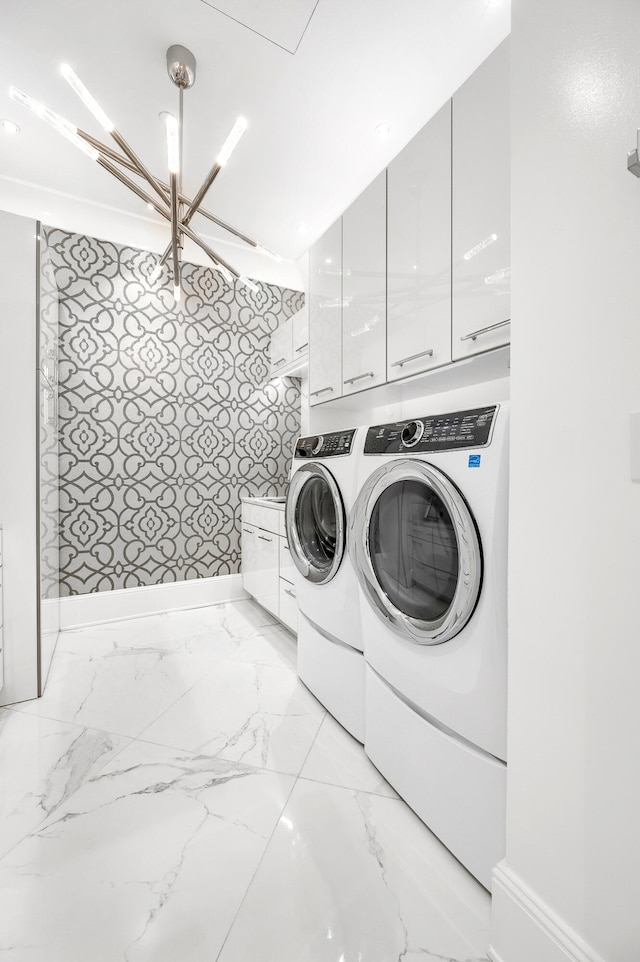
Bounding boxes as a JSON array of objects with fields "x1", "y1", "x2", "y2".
[
  {"x1": 349, "y1": 403, "x2": 509, "y2": 888},
  {"x1": 286, "y1": 428, "x2": 365, "y2": 741}
]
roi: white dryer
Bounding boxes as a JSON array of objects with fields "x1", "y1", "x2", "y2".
[
  {"x1": 349, "y1": 403, "x2": 509, "y2": 889},
  {"x1": 285, "y1": 428, "x2": 365, "y2": 741}
]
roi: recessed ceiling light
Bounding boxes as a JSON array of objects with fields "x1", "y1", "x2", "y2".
[
  {"x1": 375, "y1": 122, "x2": 391, "y2": 140},
  {"x1": 325, "y1": 257, "x2": 332, "y2": 264},
  {"x1": 0, "y1": 119, "x2": 21, "y2": 135}
]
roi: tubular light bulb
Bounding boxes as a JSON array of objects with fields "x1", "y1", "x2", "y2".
[
  {"x1": 238, "y1": 275, "x2": 259, "y2": 293},
  {"x1": 173, "y1": 284, "x2": 181, "y2": 303},
  {"x1": 149, "y1": 262, "x2": 162, "y2": 282},
  {"x1": 60, "y1": 64, "x2": 114, "y2": 132},
  {"x1": 217, "y1": 116, "x2": 247, "y2": 167},
  {"x1": 10, "y1": 86, "x2": 99, "y2": 161},
  {"x1": 217, "y1": 265, "x2": 233, "y2": 284},
  {"x1": 165, "y1": 114, "x2": 180, "y2": 173}
]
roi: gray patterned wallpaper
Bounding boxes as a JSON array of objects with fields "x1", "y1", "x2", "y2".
[
  {"x1": 38, "y1": 238, "x2": 61, "y2": 603},
  {"x1": 41, "y1": 228, "x2": 302, "y2": 596}
]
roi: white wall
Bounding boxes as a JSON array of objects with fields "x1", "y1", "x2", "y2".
[
  {"x1": 0, "y1": 211, "x2": 39, "y2": 706},
  {"x1": 491, "y1": 2, "x2": 640, "y2": 961},
  {"x1": 0, "y1": 185, "x2": 304, "y2": 293}
]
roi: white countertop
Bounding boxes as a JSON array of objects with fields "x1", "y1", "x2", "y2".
[{"x1": 241, "y1": 496, "x2": 286, "y2": 511}]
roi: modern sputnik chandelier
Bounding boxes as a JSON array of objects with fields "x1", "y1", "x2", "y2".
[{"x1": 10, "y1": 44, "x2": 280, "y2": 301}]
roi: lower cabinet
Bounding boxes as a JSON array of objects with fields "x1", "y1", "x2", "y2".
[
  {"x1": 241, "y1": 521, "x2": 279, "y2": 618},
  {"x1": 241, "y1": 501, "x2": 297, "y2": 633}
]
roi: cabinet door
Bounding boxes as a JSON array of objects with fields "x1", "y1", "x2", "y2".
[
  {"x1": 241, "y1": 524, "x2": 259, "y2": 597},
  {"x1": 452, "y1": 39, "x2": 510, "y2": 359},
  {"x1": 309, "y1": 220, "x2": 342, "y2": 406},
  {"x1": 387, "y1": 102, "x2": 452, "y2": 381},
  {"x1": 253, "y1": 528, "x2": 279, "y2": 616},
  {"x1": 291, "y1": 308, "x2": 309, "y2": 361},
  {"x1": 342, "y1": 171, "x2": 387, "y2": 396},
  {"x1": 270, "y1": 318, "x2": 292, "y2": 376}
]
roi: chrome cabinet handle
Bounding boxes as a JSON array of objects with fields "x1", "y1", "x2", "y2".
[
  {"x1": 44, "y1": 390, "x2": 56, "y2": 426},
  {"x1": 310, "y1": 386, "x2": 334, "y2": 397},
  {"x1": 258, "y1": 534, "x2": 273, "y2": 542},
  {"x1": 461, "y1": 318, "x2": 510, "y2": 342},
  {"x1": 344, "y1": 371, "x2": 374, "y2": 385},
  {"x1": 242, "y1": 527, "x2": 254, "y2": 533},
  {"x1": 391, "y1": 348, "x2": 434, "y2": 368},
  {"x1": 284, "y1": 587, "x2": 296, "y2": 598},
  {"x1": 295, "y1": 342, "x2": 309, "y2": 353},
  {"x1": 273, "y1": 357, "x2": 286, "y2": 367}
]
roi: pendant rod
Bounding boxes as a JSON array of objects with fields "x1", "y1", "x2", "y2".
[
  {"x1": 178, "y1": 86, "x2": 184, "y2": 236},
  {"x1": 170, "y1": 171, "x2": 181, "y2": 296}
]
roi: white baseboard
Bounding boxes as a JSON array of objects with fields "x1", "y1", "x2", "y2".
[
  {"x1": 489, "y1": 862, "x2": 606, "y2": 962},
  {"x1": 59, "y1": 574, "x2": 249, "y2": 630}
]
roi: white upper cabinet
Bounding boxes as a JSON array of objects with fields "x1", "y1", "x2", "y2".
[
  {"x1": 270, "y1": 319, "x2": 293, "y2": 376},
  {"x1": 309, "y1": 219, "x2": 343, "y2": 406},
  {"x1": 291, "y1": 307, "x2": 309, "y2": 362},
  {"x1": 387, "y1": 101, "x2": 452, "y2": 381},
  {"x1": 452, "y1": 38, "x2": 510, "y2": 360},
  {"x1": 342, "y1": 171, "x2": 387, "y2": 396}
]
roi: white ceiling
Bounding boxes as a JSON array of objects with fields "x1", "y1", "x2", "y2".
[{"x1": 0, "y1": 0, "x2": 509, "y2": 287}]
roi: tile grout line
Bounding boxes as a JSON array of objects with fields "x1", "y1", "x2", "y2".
[
  {"x1": 213, "y1": 707, "x2": 328, "y2": 962},
  {"x1": 212, "y1": 773, "x2": 298, "y2": 962}
]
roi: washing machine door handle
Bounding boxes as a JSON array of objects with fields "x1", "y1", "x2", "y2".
[
  {"x1": 349, "y1": 459, "x2": 482, "y2": 645},
  {"x1": 285, "y1": 462, "x2": 346, "y2": 585}
]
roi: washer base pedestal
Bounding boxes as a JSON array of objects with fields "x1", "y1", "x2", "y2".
[
  {"x1": 297, "y1": 615, "x2": 365, "y2": 743},
  {"x1": 364, "y1": 665, "x2": 506, "y2": 889}
]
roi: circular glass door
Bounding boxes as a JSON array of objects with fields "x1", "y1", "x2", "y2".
[
  {"x1": 286, "y1": 463, "x2": 346, "y2": 584},
  {"x1": 350, "y1": 460, "x2": 482, "y2": 644}
]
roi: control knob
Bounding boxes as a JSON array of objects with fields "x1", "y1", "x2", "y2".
[
  {"x1": 311, "y1": 435, "x2": 324, "y2": 456},
  {"x1": 401, "y1": 420, "x2": 424, "y2": 448}
]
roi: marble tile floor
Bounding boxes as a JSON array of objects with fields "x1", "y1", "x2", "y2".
[{"x1": 0, "y1": 600, "x2": 491, "y2": 961}]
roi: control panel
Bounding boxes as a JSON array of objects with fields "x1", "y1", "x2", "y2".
[
  {"x1": 364, "y1": 406, "x2": 497, "y2": 455},
  {"x1": 294, "y1": 428, "x2": 357, "y2": 459}
]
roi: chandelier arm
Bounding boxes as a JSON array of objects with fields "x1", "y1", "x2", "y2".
[
  {"x1": 170, "y1": 172, "x2": 181, "y2": 294},
  {"x1": 96, "y1": 155, "x2": 171, "y2": 219},
  {"x1": 75, "y1": 129, "x2": 139, "y2": 174},
  {"x1": 153, "y1": 234, "x2": 235, "y2": 283},
  {"x1": 183, "y1": 162, "x2": 222, "y2": 226},
  {"x1": 156, "y1": 243, "x2": 172, "y2": 270},
  {"x1": 110, "y1": 129, "x2": 170, "y2": 206},
  {"x1": 191, "y1": 207, "x2": 259, "y2": 249},
  {"x1": 177, "y1": 221, "x2": 240, "y2": 279}
]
